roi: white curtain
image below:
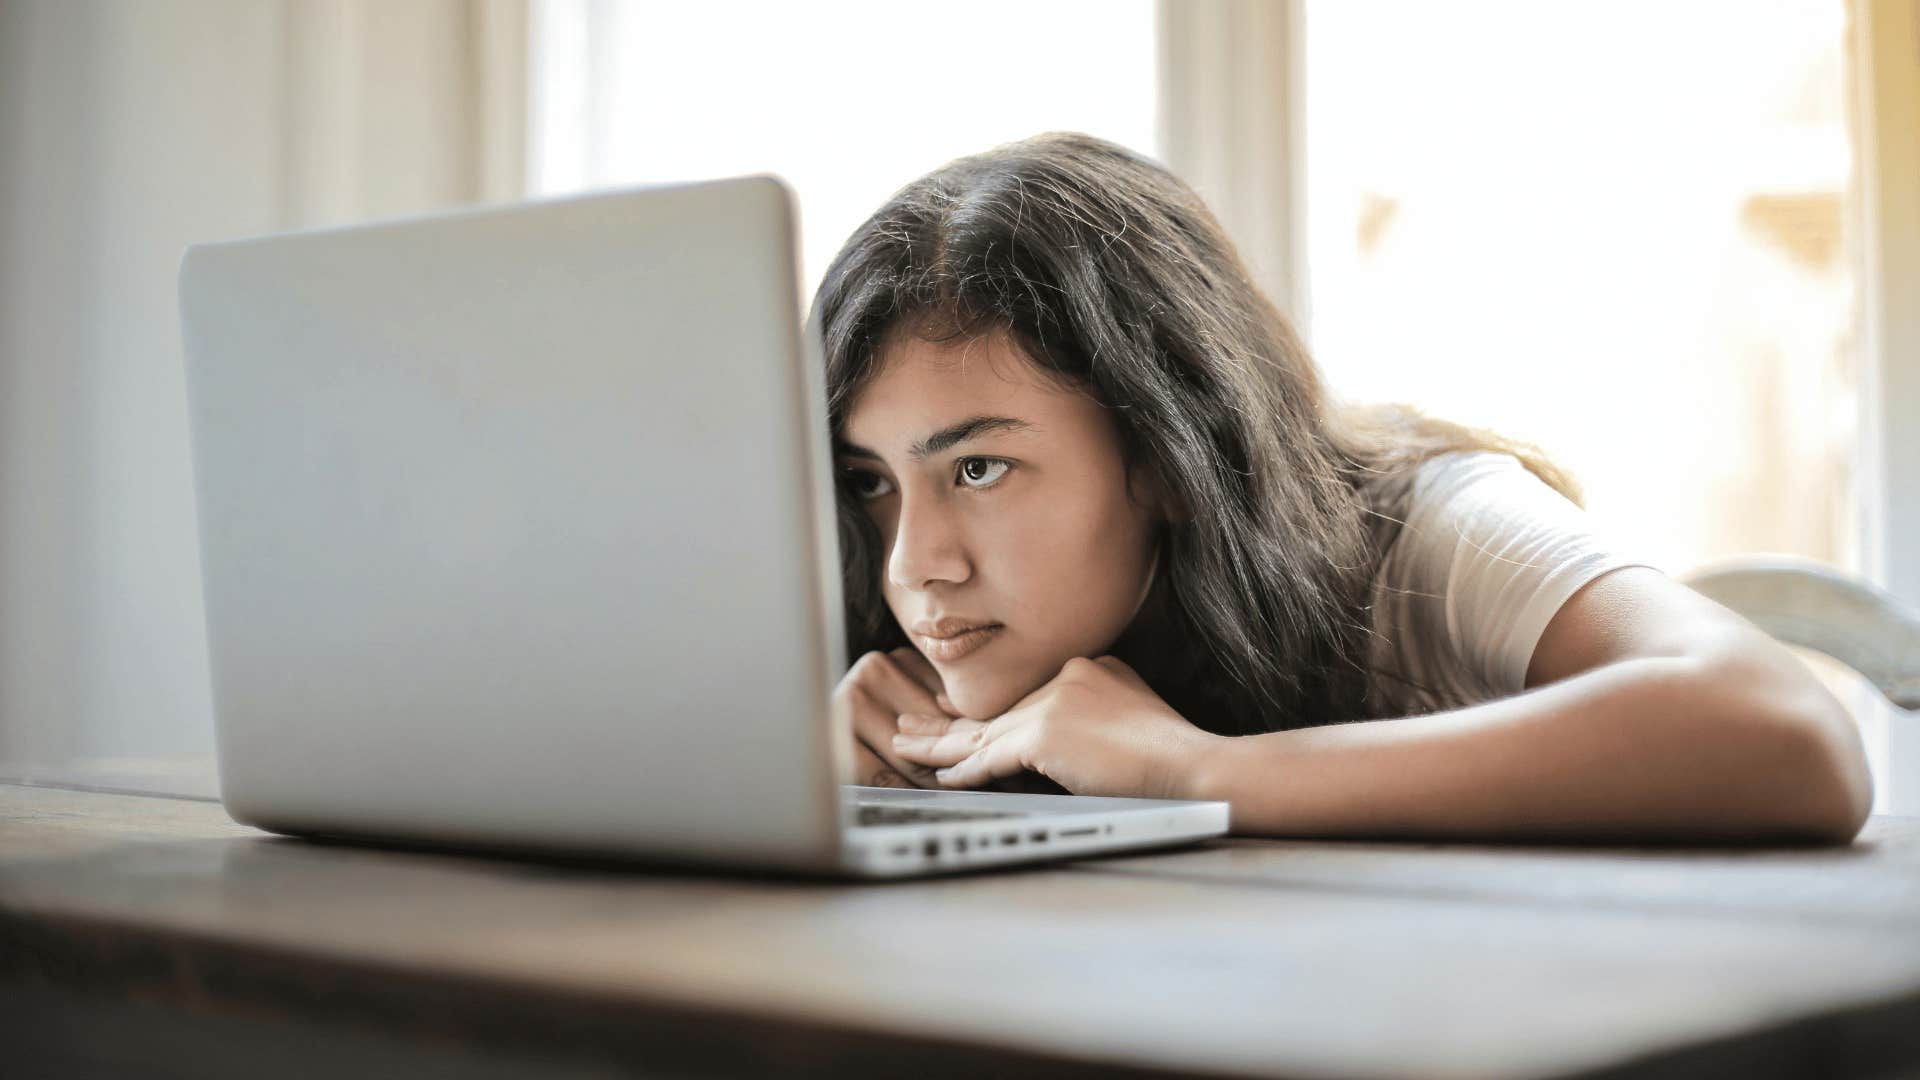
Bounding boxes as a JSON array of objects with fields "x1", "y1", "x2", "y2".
[
  {"x1": 1851, "y1": 0, "x2": 1920, "y2": 811},
  {"x1": 1156, "y1": 0, "x2": 1310, "y2": 332},
  {"x1": 0, "y1": 0, "x2": 527, "y2": 762}
]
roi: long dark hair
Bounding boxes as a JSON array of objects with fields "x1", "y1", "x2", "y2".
[{"x1": 809, "y1": 132, "x2": 1581, "y2": 735}]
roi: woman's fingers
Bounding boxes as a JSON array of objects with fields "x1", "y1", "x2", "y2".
[
  {"x1": 832, "y1": 649, "x2": 966, "y2": 790},
  {"x1": 848, "y1": 736, "x2": 914, "y2": 788},
  {"x1": 860, "y1": 649, "x2": 946, "y2": 719},
  {"x1": 930, "y1": 725, "x2": 1032, "y2": 789},
  {"x1": 849, "y1": 685, "x2": 943, "y2": 788},
  {"x1": 886, "y1": 646, "x2": 962, "y2": 716},
  {"x1": 890, "y1": 714, "x2": 998, "y2": 769}
]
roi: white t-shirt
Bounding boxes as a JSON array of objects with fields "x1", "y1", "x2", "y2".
[{"x1": 1365, "y1": 450, "x2": 1662, "y2": 717}]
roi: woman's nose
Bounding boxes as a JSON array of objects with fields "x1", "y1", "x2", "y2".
[{"x1": 886, "y1": 490, "x2": 971, "y2": 591}]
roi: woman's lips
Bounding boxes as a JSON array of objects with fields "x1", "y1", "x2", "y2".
[{"x1": 916, "y1": 624, "x2": 1004, "y2": 662}]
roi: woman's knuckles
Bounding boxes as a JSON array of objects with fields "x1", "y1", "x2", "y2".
[
  {"x1": 897, "y1": 712, "x2": 945, "y2": 734},
  {"x1": 867, "y1": 766, "x2": 911, "y2": 788},
  {"x1": 848, "y1": 650, "x2": 891, "y2": 682}
]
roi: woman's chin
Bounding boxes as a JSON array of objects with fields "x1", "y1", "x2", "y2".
[{"x1": 942, "y1": 671, "x2": 1041, "y2": 721}]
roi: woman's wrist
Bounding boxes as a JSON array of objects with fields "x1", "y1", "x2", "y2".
[{"x1": 1173, "y1": 728, "x2": 1256, "y2": 805}]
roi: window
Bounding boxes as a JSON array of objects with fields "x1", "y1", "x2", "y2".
[
  {"x1": 1302, "y1": 0, "x2": 1888, "y2": 806},
  {"x1": 528, "y1": 0, "x2": 1158, "y2": 301}
]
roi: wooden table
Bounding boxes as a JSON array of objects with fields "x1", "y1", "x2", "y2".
[{"x1": 3, "y1": 759, "x2": 1919, "y2": 1079}]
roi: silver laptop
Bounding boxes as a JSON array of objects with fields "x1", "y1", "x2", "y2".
[{"x1": 178, "y1": 175, "x2": 1229, "y2": 878}]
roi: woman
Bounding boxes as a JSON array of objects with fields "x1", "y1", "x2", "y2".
[{"x1": 814, "y1": 131, "x2": 1872, "y2": 842}]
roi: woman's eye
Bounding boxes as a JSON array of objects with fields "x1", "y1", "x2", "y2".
[
  {"x1": 956, "y1": 457, "x2": 1011, "y2": 489},
  {"x1": 843, "y1": 469, "x2": 895, "y2": 500}
]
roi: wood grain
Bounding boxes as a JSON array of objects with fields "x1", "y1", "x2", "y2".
[{"x1": 4, "y1": 782, "x2": 1920, "y2": 1078}]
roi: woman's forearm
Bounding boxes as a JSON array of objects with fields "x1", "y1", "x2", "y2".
[{"x1": 1181, "y1": 656, "x2": 1873, "y2": 843}]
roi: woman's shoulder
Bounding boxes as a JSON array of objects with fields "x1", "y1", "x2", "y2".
[
  {"x1": 1406, "y1": 448, "x2": 1532, "y2": 498},
  {"x1": 1397, "y1": 449, "x2": 1592, "y2": 537},
  {"x1": 1358, "y1": 449, "x2": 1533, "y2": 519},
  {"x1": 1367, "y1": 447, "x2": 1591, "y2": 641},
  {"x1": 1368, "y1": 447, "x2": 1659, "y2": 705}
]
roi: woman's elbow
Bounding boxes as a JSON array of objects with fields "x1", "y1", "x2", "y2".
[
  {"x1": 1785, "y1": 695, "x2": 1874, "y2": 844},
  {"x1": 1691, "y1": 646, "x2": 1874, "y2": 844}
]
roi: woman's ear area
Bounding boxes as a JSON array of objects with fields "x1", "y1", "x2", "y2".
[{"x1": 1129, "y1": 458, "x2": 1190, "y2": 524}]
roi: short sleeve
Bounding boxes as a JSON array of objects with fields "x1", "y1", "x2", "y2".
[{"x1": 1368, "y1": 451, "x2": 1664, "y2": 711}]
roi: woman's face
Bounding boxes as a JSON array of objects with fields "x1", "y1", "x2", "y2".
[{"x1": 837, "y1": 329, "x2": 1163, "y2": 719}]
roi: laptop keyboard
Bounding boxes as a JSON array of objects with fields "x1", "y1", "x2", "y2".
[{"x1": 852, "y1": 804, "x2": 1024, "y2": 827}]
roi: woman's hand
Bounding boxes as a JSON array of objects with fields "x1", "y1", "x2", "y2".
[
  {"x1": 836, "y1": 646, "x2": 963, "y2": 788},
  {"x1": 888, "y1": 655, "x2": 1223, "y2": 800}
]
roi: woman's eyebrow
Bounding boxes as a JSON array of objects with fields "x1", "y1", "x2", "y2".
[{"x1": 836, "y1": 415, "x2": 1036, "y2": 463}]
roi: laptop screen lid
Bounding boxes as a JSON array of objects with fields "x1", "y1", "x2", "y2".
[{"x1": 180, "y1": 177, "x2": 849, "y2": 871}]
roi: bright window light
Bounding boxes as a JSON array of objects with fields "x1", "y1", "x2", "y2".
[{"x1": 529, "y1": 0, "x2": 1158, "y2": 302}]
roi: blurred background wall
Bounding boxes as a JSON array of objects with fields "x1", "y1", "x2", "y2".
[
  {"x1": 0, "y1": 0, "x2": 523, "y2": 761},
  {"x1": 1, "y1": 0, "x2": 1913, "y2": 809}
]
